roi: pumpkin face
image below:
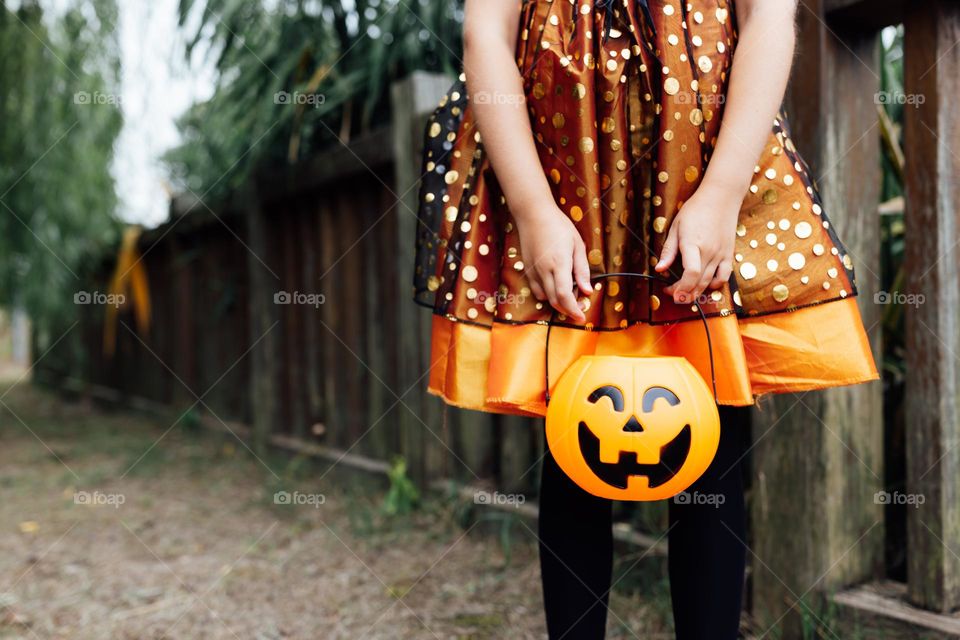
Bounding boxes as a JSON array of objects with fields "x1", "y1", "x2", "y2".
[{"x1": 545, "y1": 356, "x2": 720, "y2": 501}]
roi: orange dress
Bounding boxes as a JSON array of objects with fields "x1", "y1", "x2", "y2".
[{"x1": 413, "y1": 0, "x2": 878, "y2": 417}]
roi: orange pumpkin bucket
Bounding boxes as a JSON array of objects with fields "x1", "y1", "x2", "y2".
[{"x1": 544, "y1": 273, "x2": 721, "y2": 502}]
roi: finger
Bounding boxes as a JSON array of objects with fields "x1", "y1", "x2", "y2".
[
  {"x1": 572, "y1": 240, "x2": 592, "y2": 294},
  {"x1": 553, "y1": 267, "x2": 585, "y2": 321},
  {"x1": 710, "y1": 260, "x2": 733, "y2": 290},
  {"x1": 528, "y1": 278, "x2": 546, "y2": 301},
  {"x1": 656, "y1": 222, "x2": 680, "y2": 273},
  {"x1": 541, "y1": 271, "x2": 558, "y2": 310},
  {"x1": 693, "y1": 258, "x2": 718, "y2": 302},
  {"x1": 673, "y1": 243, "x2": 702, "y2": 303}
]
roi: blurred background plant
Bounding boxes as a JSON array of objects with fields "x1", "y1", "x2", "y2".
[
  {"x1": 164, "y1": 0, "x2": 463, "y2": 201},
  {"x1": 0, "y1": 0, "x2": 123, "y2": 333}
]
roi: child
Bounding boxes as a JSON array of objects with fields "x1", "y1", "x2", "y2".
[{"x1": 414, "y1": 1, "x2": 878, "y2": 637}]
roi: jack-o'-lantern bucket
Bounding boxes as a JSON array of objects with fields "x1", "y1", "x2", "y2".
[{"x1": 544, "y1": 273, "x2": 720, "y2": 502}]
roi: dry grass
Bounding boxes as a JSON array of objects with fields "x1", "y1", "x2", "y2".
[{"x1": 0, "y1": 380, "x2": 673, "y2": 639}]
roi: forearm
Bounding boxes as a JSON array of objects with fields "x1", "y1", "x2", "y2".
[
  {"x1": 463, "y1": 1, "x2": 555, "y2": 223},
  {"x1": 699, "y1": 0, "x2": 798, "y2": 209}
]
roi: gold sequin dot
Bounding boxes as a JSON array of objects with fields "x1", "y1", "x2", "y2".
[
  {"x1": 580, "y1": 137, "x2": 595, "y2": 153},
  {"x1": 736, "y1": 224, "x2": 746, "y2": 237},
  {"x1": 698, "y1": 56, "x2": 713, "y2": 73},
  {"x1": 429, "y1": 122, "x2": 442, "y2": 138},
  {"x1": 740, "y1": 262, "x2": 758, "y2": 280},
  {"x1": 467, "y1": 307, "x2": 479, "y2": 320},
  {"x1": 684, "y1": 166, "x2": 699, "y2": 182},
  {"x1": 479, "y1": 244, "x2": 490, "y2": 256},
  {"x1": 812, "y1": 243, "x2": 825, "y2": 256},
  {"x1": 778, "y1": 219, "x2": 791, "y2": 231},
  {"x1": 664, "y1": 130, "x2": 675, "y2": 142},
  {"x1": 733, "y1": 291, "x2": 742, "y2": 306},
  {"x1": 445, "y1": 171, "x2": 459, "y2": 185},
  {"x1": 651, "y1": 295, "x2": 661, "y2": 311},
  {"x1": 772, "y1": 284, "x2": 789, "y2": 302},
  {"x1": 765, "y1": 233, "x2": 777, "y2": 246},
  {"x1": 767, "y1": 259, "x2": 779, "y2": 272},
  {"x1": 514, "y1": 261, "x2": 524, "y2": 271},
  {"x1": 801, "y1": 276, "x2": 810, "y2": 285},
  {"x1": 658, "y1": 171, "x2": 670, "y2": 183},
  {"x1": 427, "y1": 276, "x2": 440, "y2": 292},
  {"x1": 461, "y1": 266, "x2": 479, "y2": 282},
  {"x1": 552, "y1": 113, "x2": 566, "y2": 129},
  {"x1": 445, "y1": 206, "x2": 458, "y2": 222},
  {"x1": 664, "y1": 77, "x2": 681, "y2": 95},
  {"x1": 710, "y1": 290, "x2": 723, "y2": 302},
  {"x1": 663, "y1": 4, "x2": 675, "y2": 16},
  {"x1": 764, "y1": 168, "x2": 777, "y2": 180},
  {"x1": 608, "y1": 281, "x2": 620, "y2": 296},
  {"x1": 827, "y1": 267, "x2": 839, "y2": 278},
  {"x1": 653, "y1": 216, "x2": 668, "y2": 233},
  {"x1": 843, "y1": 255, "x2": 854, "y2": 270},
  {"x1": 588, "y1": 249, "x2": 603, "y2": 265},
  {"x1": 689, "y1": 109, "x2": 704, "y2": 126},
  {"x1": 484, "y1": 297, "x2": 497, "y2": 313},
  {"x1": 795, "y1": 221, "x2": 813, "y2": 239},
  {"x1": 762, "y1": 189, "x2": 778, "y2": 204},
  {"x1": 788, "y1": 253, "x2": 805, "y2": 270},
  {"x1": 570, "y1": 205, "x2": 584, "y2": 222}
]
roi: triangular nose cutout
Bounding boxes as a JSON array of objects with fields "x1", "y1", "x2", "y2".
[{"x1": 623, "y1": 415, "x2": 644, "y2": 433}]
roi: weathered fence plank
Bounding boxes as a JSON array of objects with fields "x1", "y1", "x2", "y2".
[
  {"x1": 904, "y1": 0, "x2": 960, "y2": 613},
  {"x1": 750, "y1": 1, "x2": 885, "y2": 634}
]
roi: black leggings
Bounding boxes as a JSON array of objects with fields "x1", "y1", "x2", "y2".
[{"x1": 538, "y1": 406, "x2": 748, "y2": 640}]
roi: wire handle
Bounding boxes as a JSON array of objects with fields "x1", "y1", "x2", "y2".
[{"x1": 544, "y1": 272, "x2": 718, "y2": 405}]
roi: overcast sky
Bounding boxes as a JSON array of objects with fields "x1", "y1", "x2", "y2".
[{"x1": 113, "y1": 0, "x2": 215, "y2": 227}]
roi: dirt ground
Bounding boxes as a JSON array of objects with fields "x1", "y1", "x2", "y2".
[{"x1": 0, "y1": 378, "x2": 674, "y2": 639}]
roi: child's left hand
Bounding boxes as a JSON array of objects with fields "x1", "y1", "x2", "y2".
[{"x1": 655, "y1": 184, "x2": 743, "y2": 305}]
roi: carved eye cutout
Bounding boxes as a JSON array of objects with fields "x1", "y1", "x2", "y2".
[
  {"x1": 588, "y1": 385, "x2": 624, "y2": 412},
  {"x1": 642, "y1": 387, "x2": 680, "y2": 413}
]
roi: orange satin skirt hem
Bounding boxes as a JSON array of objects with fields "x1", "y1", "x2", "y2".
[{"x1": 427, "y1": 297, "x2": 879, "y2": 417}]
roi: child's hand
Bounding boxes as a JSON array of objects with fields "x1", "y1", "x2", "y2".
[
  {"x1": 516, "y1": 206, "x2": 592, "y2": 322},
  {"x1": 655, "y1": 185, "x2": 741, "y2": 305}
]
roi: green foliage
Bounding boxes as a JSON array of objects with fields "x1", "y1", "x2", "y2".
[
  {"x1": 381, "y1": 457, "x2": 419, "y2": 515},
  {"x1": 0, "y1": 0, "x2": 123, "y2": 329},
  {"x1": 166, "y1": 0, "x2": 463, "y2": 201}
]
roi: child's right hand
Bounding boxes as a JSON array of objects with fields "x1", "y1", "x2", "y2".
[{"x1": 516, "y1": 207, "x2": 592, "y2": 322}]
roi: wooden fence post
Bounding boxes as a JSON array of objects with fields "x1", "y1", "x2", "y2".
[
  {"x1": 903, "y1": 0, "x2": 960, "y2": 613},
  {"x1": 750, "y1": 3, "x2": 885, "y2": 635},
  {"x1": 391, "y1": 72, "x2": 459, "y2": 483},
  {"x1": 245, "y1": 186, "x2": 280, "y2": 453}
]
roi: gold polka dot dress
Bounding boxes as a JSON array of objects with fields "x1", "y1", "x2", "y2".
[{"x1": 413, "y1": 0, "x2": 878, "y2": 416}]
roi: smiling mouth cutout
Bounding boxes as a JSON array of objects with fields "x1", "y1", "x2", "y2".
[{"x1": 577, "y1": 421, "x2": 692, "y2": 489}]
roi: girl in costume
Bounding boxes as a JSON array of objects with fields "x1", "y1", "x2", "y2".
[{"x1": 414, "y1": 1, "x2": 878, "y2": 637}]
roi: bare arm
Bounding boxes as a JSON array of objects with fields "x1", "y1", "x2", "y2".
[
  {"x1": 658, "y1": 0, "x2": 799, "y2": 304},
  {"x1": 464, "y1": 0, "x2": 590, "y2": 321}
]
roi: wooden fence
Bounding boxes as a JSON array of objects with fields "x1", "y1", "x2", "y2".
[{"x1": 35, "y1": 1, "x2": 960, "y2": 637}]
